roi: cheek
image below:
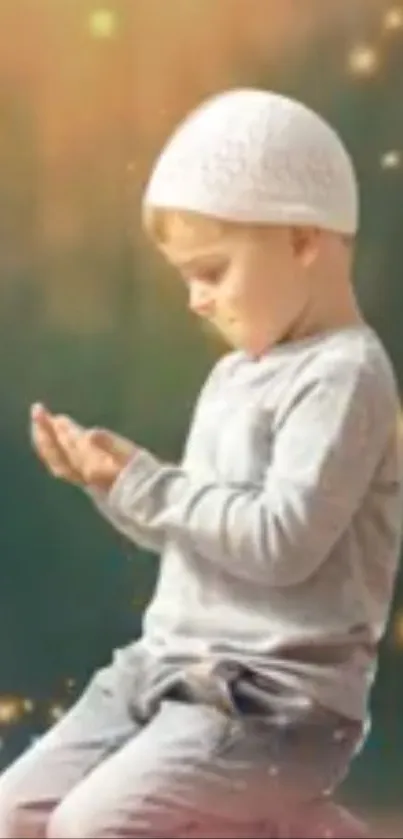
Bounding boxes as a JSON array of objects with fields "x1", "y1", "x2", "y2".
[
  {"x1": 220, "y1": 279, "x2": 257, "y2": 314},
  {"x1": 233, "y1": 284, "x2": 273, "y2": 322},
  {"x1": 219, "y1": 269, "x2": 276, "y2": 324}
]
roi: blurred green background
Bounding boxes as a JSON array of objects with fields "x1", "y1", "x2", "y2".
[{"x1": 0, "y1": 0, "x2": 403, "y2": 828}]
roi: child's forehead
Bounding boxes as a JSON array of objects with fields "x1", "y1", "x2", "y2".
[
  {"x1": 160, "y1": 212, "x2": 237, "y2": 265},
  {"x1": 162, "y1": 239, "x2": 229, "y2": 270},
  {"x1": 167, "y1": 212, "x2": 227, "y2": 246}
]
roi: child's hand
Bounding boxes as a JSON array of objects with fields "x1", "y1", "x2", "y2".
[{"x1": 30, "y1": 403, "x2": 137, "y2": 491}]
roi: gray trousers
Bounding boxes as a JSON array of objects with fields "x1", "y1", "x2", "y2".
[{"x1": 0, "y1": 646, "x2": 369, "y2": 838}]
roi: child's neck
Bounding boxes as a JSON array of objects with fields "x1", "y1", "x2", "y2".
[{"x1": 288, "y1": 277, "x2": 364, "y2": 346}]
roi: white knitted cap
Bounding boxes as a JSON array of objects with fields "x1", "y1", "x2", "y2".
[{"x1": 144, "y1": 89, "x2": 359, "y2": 235}]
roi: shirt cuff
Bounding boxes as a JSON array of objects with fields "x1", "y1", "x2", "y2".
[{"x1": 107, "y1": 447, "x2": 163, "y2": 512}]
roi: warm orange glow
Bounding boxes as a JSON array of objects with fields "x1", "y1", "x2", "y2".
[
  {"x1": 348, "y1": 45, "x2": 379, "y2": 77},
  {"x1": 0, "y1": 0, "x2": 387, "y2": 331},
  {"x1": 88, "y1": 8, "x2": 119, "y2": 39},
  {"x1": 0, "y1": 698, "x2": 21, "y2": 725},
  {"x1": 383, "y1": 6, "x2": 403, "y2": 31},
  {"x1": 392, "y1": 610, "x2": 403, "y2": 647}
]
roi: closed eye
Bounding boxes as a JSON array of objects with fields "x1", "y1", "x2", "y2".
[{"x1": 182, "y1": 263, "x2": 227, "y2": 285}]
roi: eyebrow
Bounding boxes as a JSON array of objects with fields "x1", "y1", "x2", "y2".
[
  {"x1": 160, "y1": 241, "x2": 228, "y2": 269},
  {"x1": 174, "y1": 253, "x2": 228, "y2": 272}
]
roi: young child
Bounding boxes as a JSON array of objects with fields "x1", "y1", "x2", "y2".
[{"x1": 1, "y1": 89, "x2": 402, "y2": 838}]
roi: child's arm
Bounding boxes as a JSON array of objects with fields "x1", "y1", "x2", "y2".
[
  {"x1": 30, "y1": 358, "x2": 232, "y2": 557},
  {"x1": 86, "y1": 357, "x2": 233, "y2": 555},
  {"x1": 89, "y1": 486, "x2": 164, "y2": 555},
  {"x1": 104, "y1": 357, "x2": 400, "y2": 586}
]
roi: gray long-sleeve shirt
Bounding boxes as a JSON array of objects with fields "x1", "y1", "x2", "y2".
[{"x1": 92, "y1": 325, "x2": 403, "y2": 720}]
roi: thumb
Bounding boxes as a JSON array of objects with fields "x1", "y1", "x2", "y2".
[
  {"x1": 87, "y1": 428, "x2": 134, "y2": 459},
  {"x1": 87, "y1": 428, "x2": 117, "y2": 452}
]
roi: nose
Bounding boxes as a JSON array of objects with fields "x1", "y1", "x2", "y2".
[{"x1": 188, "y1": 279, "x2": 214, "y2": 317}]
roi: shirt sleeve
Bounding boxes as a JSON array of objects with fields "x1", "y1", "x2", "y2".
[
  {"x1": 100, "y1": 358, "x2": 398, "y2": 586},
  {"x1": 85, "y1": 353, "x2": 235, "y2": 556},
  {"x1": 87, "y1": 486, "x2": 165, "y2": 555}
]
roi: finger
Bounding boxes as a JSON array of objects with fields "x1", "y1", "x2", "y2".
[
  {"x1": 82, "y1": 453, "x2": 119, "y2": 488},
  {"x1": 44, "y1": 415, "x2": 128, "y2": 488},
  {"x1": 30, "y1": 406, "x2": 62, "y2": 462},
  {"x1": 31, "y1": 423, "x2": 80, "y2": 481},
  {"x1": 53, "y1": 419, "x2": 115, "y2": 468},
  {"x1": 86, "y1": 428, "x2": 120, "y2": 454},
  {"x1": 51, "y1": 415, "x2": 87, "y2": 473},
  {"x1": 31, "y1": 404, "x2": 67, "y2": 449},
  {"x1": 31, "y1": 404, "x2": 84, "y2": 441},
  {"x1": 51, "y1": 417, "x2": 117, "y2": 487},
  {"x1": 31, "y1": 402, "x2": 46, "y2": 421},
  {"x1": 67, "y1": 426, "x2": 123, "y2": 487},
  {"x1": 31, "y1": 405, "x2": 82, "y2": 481},
  {"x1": 32, "y1": 429, "x2": 76, "y2": 478},
  {"x1": 87, "y1": 428, "x2": 136, "y2": 463}
]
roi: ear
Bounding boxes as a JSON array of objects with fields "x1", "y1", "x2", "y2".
[{"x1": 290, "y1": 227, "x2": 320, "y2": 268}]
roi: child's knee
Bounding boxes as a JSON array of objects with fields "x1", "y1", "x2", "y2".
[
  {"x1": 47, "y1": 797, "x2": 88, "y2": 839},
  {"x1": 0, "y1": 790, "x2": 22, "y2": 839},
  {"x1": 48, "y1": 792, "x2": 118, "y2": 839},
  {"x1": 47, "y1": 803, "x2": 75, "y2": 839},
  {"x1": 0, "y1": 781, "x2": 49, "y2": 839},
  {"x1": 286, "y1": 799, "x2": 371, "y2": 839}
]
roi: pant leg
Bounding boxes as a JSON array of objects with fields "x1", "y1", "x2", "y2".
[
  {"x1": 0, "y1": 665, "x2": 140, "y2": 839},
  {"x1": 48, "y1": 697, "x2": 364, "y2": 838},
  {"x1": 286, "y1": 800, "x2": 371, "y2": 838}
]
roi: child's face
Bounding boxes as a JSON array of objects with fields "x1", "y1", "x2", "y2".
[{"x1": 160, "y1": 219, "x2": 312, "y2": 357}]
